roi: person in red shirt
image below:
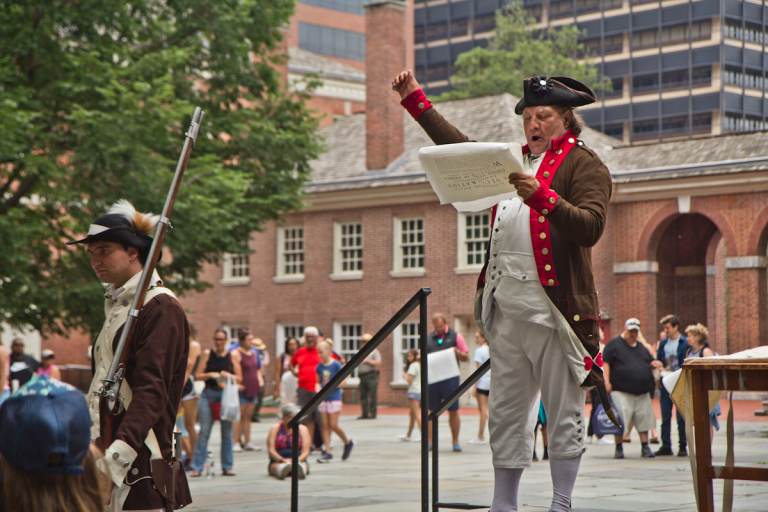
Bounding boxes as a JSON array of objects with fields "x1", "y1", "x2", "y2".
[{"x1": 292, "y1": 326, "x2": 321, "y2": 442}]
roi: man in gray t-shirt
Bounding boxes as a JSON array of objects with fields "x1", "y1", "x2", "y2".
[
  {"x1": 653, "y1": 315, "x2": 689, "y2": 456},
  {"x1": 357, "y1": 333, "x2": 381, "y2": 420}
]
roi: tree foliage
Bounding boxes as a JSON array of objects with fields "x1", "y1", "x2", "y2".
[
  {"x1": 436, "y1": 2, "x2": 609, "y2": 101},
  {"x1": 0, "y1": 1, "x2": 322, "y2": 336}
]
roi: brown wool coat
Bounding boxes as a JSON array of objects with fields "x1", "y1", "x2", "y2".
[
  {"x1": 98, "y1": 294, "x2": 192, "y2": 510},
  {"x1": 415, "y1": 106, "x2": 613, "y2": 357}
]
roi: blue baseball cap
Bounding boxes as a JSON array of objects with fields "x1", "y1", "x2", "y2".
[{"x1": 0, "y1": 375, "x2": 91, "y2": 475}]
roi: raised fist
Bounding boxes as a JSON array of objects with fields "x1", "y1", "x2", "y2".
[{"x1": 391, "y1": 70, "x2": 421, "y2": 100}]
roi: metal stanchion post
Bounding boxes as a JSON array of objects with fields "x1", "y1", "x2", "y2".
[
  {"x1": 291, "y1": 422, "x2": 300, "y2": 512},
  {"x1": 420, "y1": 291, "x2": 430, "y2": 512}
]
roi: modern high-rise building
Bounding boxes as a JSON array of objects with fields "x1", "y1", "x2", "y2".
[{"x1": 415, "y1": 0, "x2": 768, "y2": 143}]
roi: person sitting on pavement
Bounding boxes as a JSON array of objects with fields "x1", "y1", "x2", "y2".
[
  {"x1": 0, "y1": 375, "x2": 109, "y2": 512},
  {"x1": 267, "y1": 404, "x2": 311, "y2": 480},
  {"x1": 603, "y1": 318, "x2": 657, "y2": 460}
]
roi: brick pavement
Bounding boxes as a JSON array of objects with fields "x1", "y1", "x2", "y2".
[{"x1": 185, "y1": 402, "x2": 768, "y2": 512}]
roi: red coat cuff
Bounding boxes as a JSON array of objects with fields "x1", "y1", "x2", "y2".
[
  {"x1": 401, "y1": 89, "x2": 432, "y2": 120},
  {"x1": 524, "y1": 184, "x2": 560, "y2": 215}
]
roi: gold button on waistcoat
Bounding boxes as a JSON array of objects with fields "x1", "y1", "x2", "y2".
[
  {"x1": 538, "y1": 216, "x2": 545, "y2": 223},
  {"x1": 542, "y1": 208, "x2": 549, "y2": 215},
  {"x1": 542, "y1": 248, "x2": 549, "y2": 255},
  {"x1": 573, "y1": 314, "x2": 581, "y2": 321},
  {"x1": 548, "y1": 159, "x2": 555, "y2": 165},
  {"x1": 543, "y1": 171, "x2": 550, "y2": 178},
  {"x1": 547, "y1": 278, "x2": 555, "y2": 286},
  {"x1": 545, "y1": 264, "x2": 552, "y2": 271},
  {"x1": 568, "y1": 137, "x2": 575, "y2": 144},
  {"x1": 539, "y1": 232, "x2": 546, "y2": 240},
  {"x1": 549, "y1": 197, "x2": 556, "y2": 204}
]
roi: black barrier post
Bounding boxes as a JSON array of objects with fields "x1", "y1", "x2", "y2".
[
  {"x1": 432, "y1": 415, "x2": 439, "y2": 512},
  {"x1": 419, "y1": 292, "x2": 430, "y2": 512},
  {"x1": 290, "y1": 423, "x2": 300, "y2": 512},
  {"x1": 429, "y1": 360, "x2": 491, "y2": 510},
  {"x1": 289, "y1": 288, "x2": 431, "y2": 511}
]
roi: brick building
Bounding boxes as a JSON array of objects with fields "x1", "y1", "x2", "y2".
[
  {"x1": 180, "y1": 1, "x2": 768, "y2": 405},
  {"x1": 415, "y1": 0, "x2": 768, "y2": 143}
]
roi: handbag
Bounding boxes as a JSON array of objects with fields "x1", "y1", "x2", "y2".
[
  {"x1": 591, "y1": 397, "x2": 624, "y2": 437},
  {"x1": 220, "y1": 375, "x2": 241, "y2": 422}
]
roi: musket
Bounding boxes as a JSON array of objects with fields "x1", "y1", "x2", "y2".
[{"x1": 96, "y1": 107, "x2": 205, "y2": 424}]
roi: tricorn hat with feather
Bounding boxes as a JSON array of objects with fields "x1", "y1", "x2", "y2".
[{"x1": 67, "y1": 200, "x2": 159, "y2": 261}]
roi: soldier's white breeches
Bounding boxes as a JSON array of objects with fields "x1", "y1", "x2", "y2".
[{"x1": 488, "y1": 314, "x2": 585, "y2": 468}]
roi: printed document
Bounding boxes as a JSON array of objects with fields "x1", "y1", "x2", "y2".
[
  {"x1": 418, "y1": 142, "x2": 528, "y2": 212},
  {"x1": 427, "y1": 348, "x2": 461, "y2": 385}
]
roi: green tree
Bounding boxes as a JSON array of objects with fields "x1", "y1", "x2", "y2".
[
  {"x1": 437, "y1": 3, "x2": 608, "y2": 101},
  {"x1": 0, "y1": 1, "x2": 322, "y2": 336}
]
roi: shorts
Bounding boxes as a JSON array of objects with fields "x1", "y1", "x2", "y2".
[
  {"x1": 318, "y1": 400, "x2": 343, "y2": 414},
  {"x1": 297, "y1": 388, "x2": 320, "y2": 425},
  {"x1": 181, "y1": 377, "x2": 197, "y2": 401},
  {"x1": 176, "y1": 415, "x2": 189, "y2": 437},
  {"x1": 239, "y1": 391, "x2": 258, "y2": 405},
  {"x1": 407, "y1": 392, "x2": 421, "y2": 401},
  {"x1": 476, "y1": 388, "x2": 490, "y2": 397},
  {"x1": 428, "y1": 377, "x2": 460, "y2": 413},
  {"x1": 611, "y1": 390, "x2": 655, "y2": 433}
]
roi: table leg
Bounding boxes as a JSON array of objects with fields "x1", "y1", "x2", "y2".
[{"x1": 692, "y1": 370, "x2": 715, "y2": 512}]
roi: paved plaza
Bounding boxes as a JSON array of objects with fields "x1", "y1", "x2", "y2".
[{"x1": 186, "y1": 402, "x2": 768, "y2": 512}]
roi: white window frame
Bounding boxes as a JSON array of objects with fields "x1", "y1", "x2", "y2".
[
  {"x1": 333, "y1": 322, "x2": 362, "y2": 384},
  {"x1": 456, "y1": 211, "x2": 490, "y2": 274},
  {"x1": 274, "y1": 226, "x2": 305, "y2": 283},
  {"x1": 220, "y1": 252, "x2": 251, "y2": 285},
  {"x1": 275, "y1": 323, "x2": 304, "y2": 358},
  {"x1": 391, "y1": 321, "x2": 420, "y2": 385},
  {"x1": 390, "y1": 217, "x2": 426, "y2": 277},
  {"x1": 331, "y1": 221, "x2": 363, "y2": 280}
]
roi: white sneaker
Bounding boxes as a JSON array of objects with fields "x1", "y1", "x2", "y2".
[
  {"x1": 233, "y1": 444, "x2": 243, "y2": 453},
  {"x1": 597, "y1": 436, "x2": 614, "y2": 445},
  {"x1": 243, "y1": 443, "x2": 261, "y2": 452},
  {"x1": 468, "y1": 438, "x2": 487, "y2": 445},
  {"x1": 398, "y1": 435, "x2": 412, "y2": 442}
]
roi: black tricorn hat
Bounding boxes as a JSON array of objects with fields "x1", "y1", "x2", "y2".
[
  {"x1": 67, "y1": 200, "x2": 157, "y2": 258},
  {"x1": 514, "y1": 76, "x2": 596, "y2": 115}
]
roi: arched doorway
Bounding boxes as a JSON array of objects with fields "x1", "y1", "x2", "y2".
[{"x1": 655, "y1": 214, "x2": 726, "y2": 349}]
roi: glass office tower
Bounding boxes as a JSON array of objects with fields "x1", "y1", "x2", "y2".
[{"x1": 415, "y1": 0, "x2": 768, "y2": 143}]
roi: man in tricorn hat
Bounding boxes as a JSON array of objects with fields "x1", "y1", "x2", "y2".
[
  {"x1": 393, "y1": 71, "x2": 613, "y2": 511},
  {"x1": 68, "y1": 200, "x2": 191, "y2": 511}
]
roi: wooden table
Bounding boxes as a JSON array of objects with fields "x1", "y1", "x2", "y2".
[{"x1": 685, "y1": 358, "x2": 768, "y2": 511}]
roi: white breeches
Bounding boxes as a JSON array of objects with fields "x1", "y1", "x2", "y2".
[{"x1": 488, "y1": 314, "x2": 585, "y2": 468}]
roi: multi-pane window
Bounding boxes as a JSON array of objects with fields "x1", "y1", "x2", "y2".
[
  {"x1": 395, "y1": 218, "x2": 425, "y2": 271},
  {"x1": 276, "y1": 324, "x2": 304, "y2": 356},
  {"x1": 336, "y1": 323, "x2": 362, "y2": 377},
  {"x1": 278, "y1": 227, "x2": 304, "y2": 276},
  {"x1": 334, "y1": 222, "x2": 363, "y2": 274},
  {"x1": 222, "y1": 252, "x2": 250, "y2": 283},
  {"x1": 461, "y1": 213, "x2": 490, "y2": 268},
  {"x1": 221, "y1": 325, "x2": 248, "y2": 345},
  {"x1": 298, "y1": 23, "x2": 365, "y2": 61},
  {"x1": 393, "y1": 322, "x2": 420, "y2": 383},
  {"x1": 300, "y1": 0, "x2": 365, "y2": 14},
  {"x1": 399, "y1": 322, "x2": 420, "y2": 360}
]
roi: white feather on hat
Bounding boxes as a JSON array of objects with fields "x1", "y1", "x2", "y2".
[{"x1": 107, "y1": 199, "x2": 160, "y2": 237}]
